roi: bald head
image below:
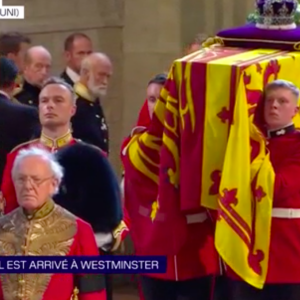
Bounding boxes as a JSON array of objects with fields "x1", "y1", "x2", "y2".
[
  {"x1": 23, "y1": 46, "x2": 51, "y2": 87},
  {"x1": 80, "y1": 52, "x2": 112, "y2": 98},
  {"x1": 25, "y1": 46, "x2": 51, "y2": 64}
]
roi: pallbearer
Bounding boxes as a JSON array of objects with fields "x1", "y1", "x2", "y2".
[{"x1": 226, "y1": 80, "x2": 300, "y2": 300}]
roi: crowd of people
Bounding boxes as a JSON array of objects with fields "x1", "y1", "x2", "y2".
[
  {"x1": 0, "y1": 30, "x2": 194, "y2": 300},
  {"x1": 0, "y1": 31, "x2": 129, "y2": 300},
  {"x1": 0, "y1": 27, "x2": 298, "y2": 300}
]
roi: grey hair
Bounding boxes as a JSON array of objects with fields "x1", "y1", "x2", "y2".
[
  {"x1": 41, "y1": 76, "x2": 76, "y2": 104},
  {"x1": 11, "y1": 147, "x2": 64, "y2": 194},
  {"x1": 80, "y1": 52, "x2": 111, "y2": 76},
  {"x1": 265, "y1": 79, "x2": 300, "y2": 100}
]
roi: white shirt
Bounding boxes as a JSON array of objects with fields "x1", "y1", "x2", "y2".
[{"x1": 66, "y1": 67, "x2": 80, "y2": 84}]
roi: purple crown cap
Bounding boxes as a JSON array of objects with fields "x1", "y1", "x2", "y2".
[{"x1": 255, "y1": 0, "x2": 298, "y2": 29}]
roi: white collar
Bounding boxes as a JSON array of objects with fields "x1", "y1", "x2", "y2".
[
  {"x1": 66, "y1": 67, "x2": 80, "y2": 84},
  {"x1": 0, "y1": 90, "x2": 10, "y2": 99}
]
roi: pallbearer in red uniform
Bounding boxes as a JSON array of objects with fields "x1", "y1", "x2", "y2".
[
  {"x1": 227, "y1": 80, "x2": 300, "y2": 300},
  {"x1": 120, "y1": 87, "x2": 155, "y2": 300},
  {"x1": 121, "y1": 73, "x2": 219, "y2": 300},
  {"x1": 0, "y1": 146, "x2": 106, "y2": 300}
]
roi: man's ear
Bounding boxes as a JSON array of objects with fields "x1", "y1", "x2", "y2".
[
  {"x1": 51, "y1": 177, "x2": 59, "y2": 195},
  {"x1": 71, "y1": 105, "x2": 77, "y2": 117},
  {"x1": 293, "y1": 106, "x2": 299, "y2": 118}
]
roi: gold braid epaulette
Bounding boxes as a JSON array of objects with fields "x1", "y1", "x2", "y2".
[
  {"x1": 9, "y1": 139, "x2": 39, "y2": 153},
  {"x1": 202, "y1": 36, "x2": 224, "y2": 48},
  {"x1": 111, "y1": 220, "x2": 128, "y2": 252}
]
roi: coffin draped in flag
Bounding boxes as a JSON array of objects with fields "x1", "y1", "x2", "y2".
[
  {"x1": 177, "y1": 48, "x2": 300, "y2": 213},
  {"x1": 123, "y1": 46, "x2": 300, "y2": 258}
]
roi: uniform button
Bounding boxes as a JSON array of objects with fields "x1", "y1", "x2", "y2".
[
  {"x1": 28, "y1": 100, "x2": 33, "y2": 104},
  {"x1": 18, "y1": 293, "x2": 24, "y2": 298},
  {"x1": 19, "y1": 279, "x2": 25, "y2": 284},
  {"x1": 90, "y1": 103, "x2": 94, "y2": 107},
  {"x1": 95, "y1": 115, "x2": 100, "y2": 118},
  {"x1": 104, "y1": 139, "x2": 107, "y2": 143}
]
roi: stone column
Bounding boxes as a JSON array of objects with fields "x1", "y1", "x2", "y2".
[{"x1": 121, "y1": 0, "x2": 182, "y2": 137}]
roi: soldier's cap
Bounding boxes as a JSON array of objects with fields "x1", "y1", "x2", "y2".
[{"x1": 148, "y1": 73, "x2": 167, "y2": 86}]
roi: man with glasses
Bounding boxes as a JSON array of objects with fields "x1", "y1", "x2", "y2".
[{"x1": 0, "y1": 146, "x2": 107, "y2": 300}]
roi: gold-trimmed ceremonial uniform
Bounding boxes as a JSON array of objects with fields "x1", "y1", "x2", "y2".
[
  {"x1": 0, "y1": 199, "x2": 106, "y2": 300},
  {"x1": 1, "y1": 132, "x2": 127, "y2": 253},
  {"x1": 71, "y1": 83, "x2": 109, "y2": 153}
]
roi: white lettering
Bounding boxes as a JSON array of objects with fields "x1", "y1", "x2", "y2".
[
  {"x1": 0, "y1": 0, "x2": 24, "y2": 19},
  {"x1": 7, "y1": 260, "x2": 13, "y2": 269},
  {"x1": 79, "y1": 259, "x2": 160, "y2": 270},
  {"x1": 6, "y1": 260, "x2": 27, "y2": 270},
  {"x1": 28, "y1": 260, "x2": 69, "y2": 270},
  {"x1": 71, "y1": 260, "x2": 78, "y2": 270},
  {"x1": 29, "y1": 261, "x2": 37, "y2": 269}
]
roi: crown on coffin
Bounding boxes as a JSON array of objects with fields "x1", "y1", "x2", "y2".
[{"x1": 255, "y1": 0, "x2": 298, "y2": 29}]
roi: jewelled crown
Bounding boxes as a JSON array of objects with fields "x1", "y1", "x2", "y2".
[{"x1": 255, "y1": 0, "x2": 298, "y2": 28}]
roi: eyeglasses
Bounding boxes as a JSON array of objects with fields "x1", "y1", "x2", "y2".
[{"x1": 14, "y1": 176, "x2": 54, "y2": 187}]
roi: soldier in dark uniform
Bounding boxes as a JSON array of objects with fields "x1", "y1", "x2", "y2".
[
  {"x1": 0, "y1": 57, "x2": 40, "y2": 183},
  {"x1": 60, "y1": 32, "x2": 93, "y2": 86},
  {"x1": 72, "y1": 52, "x2": 112, "y2": 154},
  {"x1": 14, "y1": 45, "x2": 51, "y2": 106}
]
